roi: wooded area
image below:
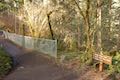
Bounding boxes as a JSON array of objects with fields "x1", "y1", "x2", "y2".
[{"x1": 0, "y1": 0, "x2": 120, "y2": 79}]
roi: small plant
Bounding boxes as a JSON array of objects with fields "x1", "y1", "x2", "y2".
[{"x1": 0, "y1": 47, "x2": 12, "y2": 77}]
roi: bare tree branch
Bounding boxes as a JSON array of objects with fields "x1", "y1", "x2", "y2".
[{"x1": 74, "y1": 0, "x2": 86, "y2": 20}]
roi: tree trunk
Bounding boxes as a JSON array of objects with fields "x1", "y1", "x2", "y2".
[
  {"x1": 85, "y1": 0, "x2": 91, "y2": 52},
  {"x1": 85, "y1": 18, "x2": 91, "y2": 51},
  {"x1": 77, "y1": 26, "x2": 81, "y2": 49},
  {"x1": 22, "y1": 24, "x2": 25, "y2": 47},
  {"x1": 108, "y1": 0, "x2": 112, "y2": 39},
  {"x1": 117, "y1": 14, "x2": 120, "y2": 50},
  {"x1": 47, "y1": 14, "x2": 54, "y2": 40},
  {"x1": 96, "y1": 0, "x2": 102, "y2": 54}
]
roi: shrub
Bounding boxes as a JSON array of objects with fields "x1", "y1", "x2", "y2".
[
  {"x1": 0, "y1": 47, "x2": 12, "y2": 77},
  {"x1": 106, "y1": 51, "x2": 120, "y2": 74},
  {"x1": 112, "y1": 51, "x2": 120, "y2": 73}
]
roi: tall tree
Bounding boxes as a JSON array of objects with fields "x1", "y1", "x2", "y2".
[
  {"x1": 77, "y1": 26, "x2": 81, "y2": 49},
  {"x1": 117, "y1": 13, "x2": 120, "y2": 50},
  {"x1": 96, "y1": 0, "x2": 102, "y2": 54},
  {"x1": 96, "y1": 0, "x2": 102, "y2": 71},
  {"x1": 74, "y1": 0, "x2": 91, "y2": 52},
  {"x1": 47, "y1": 12, "x2": 55, "y2": 40},
  {"x1": 108, "y1": 0, "x2": 112, "y2": 39}
]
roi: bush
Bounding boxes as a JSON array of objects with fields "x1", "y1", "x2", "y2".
[
  {"x1": 0, "y1": 47, "x2": 12, "y2": 77},
  {"x1": 106, "y1": 51, "x2": 120, "y2": 74},
  {"x1": 58, "y1": 51, "x2": 92, "y2": 67},
  {"x1": 112, "y1": 51, "x2": 120, "y2": 73}
]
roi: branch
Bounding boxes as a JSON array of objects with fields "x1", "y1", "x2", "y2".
[
  {"x1": 74, "y1": 0, "x2": 86, "y2": 20},
  {"x1": 97, "y1": 1, "x2": 104, "y2": 8}
]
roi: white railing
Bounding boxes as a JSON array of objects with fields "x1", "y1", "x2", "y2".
[{"x1": 3, "y1": 31, "x2": 57, "y2": 57}]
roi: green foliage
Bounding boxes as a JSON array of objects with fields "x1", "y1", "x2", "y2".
[
  {"x1": 68, "y1": 37, "x2": 77, "y2": 51},
  {"x1": 58, "y1": 51, "x2": 80, "y2": 61},
  {"x1": 0, "y1": 0, "x2": 23, "y2": 12},
  {"x1": 0, "y1": 47, "x2": 12, "y2": 77},
  {"x1": 0, "y1": 2, "x2": 9, "y2": 11},
  {"x1": 57, "y1": 39, "x2": 66, "y2": 51},
  {"x1": 78, "y1": 52, "x2": 93, "y2": 66},
  {"x1": 106, "y1": 51, "x2": 120, "y2": 74},
  {"x1": 64, "y1": 52, "x2": 80, "y2": 61},
  {"x1": 58, "y1": 51, "x2": 92, "y2": 67},
  {"x1": 112, "y1": 52, "x2": 120, "y2": 73}
]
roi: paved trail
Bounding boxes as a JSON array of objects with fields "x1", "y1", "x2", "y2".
[{"x1": 0, "y1": 39, "x2": 78, "y2": 80}]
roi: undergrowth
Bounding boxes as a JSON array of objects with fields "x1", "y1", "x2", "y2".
[{"x1": 0, "y1": 47, "x2": 12, "y2": 77}]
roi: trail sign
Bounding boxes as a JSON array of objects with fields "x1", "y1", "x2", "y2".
[
  {"x1": 93, "y1": 53, "x2": 112, "y2": 71},
  {"x1": 93, "y1": 54, "x2": 112, "y2": 64}
]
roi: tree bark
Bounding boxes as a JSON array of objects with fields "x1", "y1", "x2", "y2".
[
  {"x1": 108, "y1": 0, "x2": 112, "y2": 39},
  {"x1": 85, "y1": 0, "x2": 91, "y2": 52},
  {"x1": 77, "y1": 26, "x2": 81, "y2": 49},
  {"x1": 96, "y1": 0, "x2": 102, "y2": 54},
  {"x1": 74, "y1": 0, "x2": 91, "y2": 51},
  {"x1": 47, "y1": 13, "x2": 54, "y2": 40},
  {"x1": 117, "y1": 14, "x2": 120, "y2": 50}
]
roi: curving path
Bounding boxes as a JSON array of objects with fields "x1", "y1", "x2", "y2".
[{"x1": 0, "y1": 39, "x2": 79, "y2": 80}]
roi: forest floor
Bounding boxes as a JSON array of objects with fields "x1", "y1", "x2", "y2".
[{"x1": 0, "y1": 39, "x2": 120, "y2": 80}]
